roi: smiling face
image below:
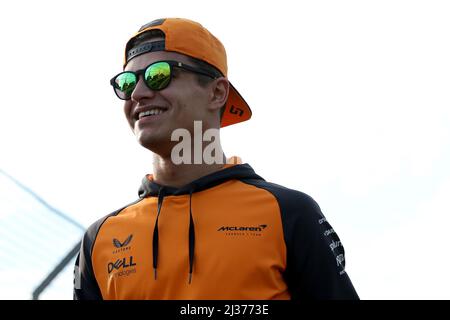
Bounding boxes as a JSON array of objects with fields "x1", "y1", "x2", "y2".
[{"x1": 123, "y1": 50, "x2": 227, "y2": 157}]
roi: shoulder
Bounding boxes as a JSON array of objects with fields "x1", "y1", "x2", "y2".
[
  {"x1": 239, "y1": 178, "x2": 329, "y2": 247},
  {"x1": 239, "y1": 178, "x2": 323, "y2": 219},
  {"x1": 81, "y1": 198, "x2": 143, "y2": 255}
]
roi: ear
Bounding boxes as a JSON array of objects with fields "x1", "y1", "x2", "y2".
[{"x1": 208, "y1": 77, "x2": 229, "y2": 112}]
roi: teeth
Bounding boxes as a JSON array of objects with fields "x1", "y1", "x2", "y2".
[{"x1": 138, "y1": 108, "x2": 166, "y2": 119}]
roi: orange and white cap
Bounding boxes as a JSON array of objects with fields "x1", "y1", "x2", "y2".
[{"x1": 123, "y1": 18, "x2": 252, "y2": 128}]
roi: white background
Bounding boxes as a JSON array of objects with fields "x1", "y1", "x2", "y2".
[{"x1": 1, "y1": 0, "x2": 449, "y2": 299}]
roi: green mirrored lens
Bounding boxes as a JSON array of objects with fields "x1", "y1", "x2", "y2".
[
  {"x1": 145, "y1": 62, "x2": 171, "y2": 90},
  {"x1": 115, "y1": 72, "x2": 137, "y2": 96}
]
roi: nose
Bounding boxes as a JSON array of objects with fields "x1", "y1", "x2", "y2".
[{"x1": 130, "y1": 74, "x2": 156, "y2": 102}]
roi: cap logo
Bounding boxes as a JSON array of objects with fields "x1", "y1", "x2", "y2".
[
  {"x1": 230, "y1": 106, "x2": 244, "y2": 117},
  {"x1": 139, "y1": 19, "x2": 166, "y2": 31}
]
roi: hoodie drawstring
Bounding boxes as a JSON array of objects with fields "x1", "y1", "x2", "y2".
[
  {"x1": 152, "y1": 188, "x2": 165, "y2": 280},
  {"x1": 188, "y1": 190, "x2": 195, "y2": 284},
  {"x1": 151, "y1": 187, "x2": 196, "y2": 284}
]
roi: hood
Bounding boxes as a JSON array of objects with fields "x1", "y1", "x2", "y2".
[
  {"x1": 136, "y1": 162, "x2": 264, "y2": 284},
  {"x1": 138, "y1": 163, "x2": 264, "y2": 198}
]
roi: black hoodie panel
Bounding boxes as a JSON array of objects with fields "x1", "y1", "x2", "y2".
[{"x1": 240, "y1": 178, "x2": 359, "y2": 300}]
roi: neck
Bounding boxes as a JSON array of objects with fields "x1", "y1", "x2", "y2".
[{"x1": 151, "y1": 146, "x2": 226, "y2": 188}]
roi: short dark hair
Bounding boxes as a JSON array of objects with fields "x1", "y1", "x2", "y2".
[{"x1": 128, "y1": 30, "x2": 223, "y2": 87}]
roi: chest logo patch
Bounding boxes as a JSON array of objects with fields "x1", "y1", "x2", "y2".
[
  {"x1": 113, "y1": 234, "x2": 133, "y2": 248},
  {"x1": 217, "y1": 224, "x2": 268, "y2": 236}
]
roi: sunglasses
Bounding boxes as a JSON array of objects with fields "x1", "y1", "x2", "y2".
[{"x1": 110, "y1": 60, "x2": 217, "y2": 100}]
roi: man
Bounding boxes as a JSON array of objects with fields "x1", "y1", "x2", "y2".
[{"x1": 74, "y1": 18, "x2": 359, "y2": 300}]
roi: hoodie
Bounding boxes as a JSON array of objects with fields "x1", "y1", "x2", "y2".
[{"x1": 74, "y1": 162, "x2": 359, "y2": 300}]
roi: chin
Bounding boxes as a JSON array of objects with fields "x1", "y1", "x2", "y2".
[{"x1": 137, "y1": 133, "x2": 173, "y2": 157}]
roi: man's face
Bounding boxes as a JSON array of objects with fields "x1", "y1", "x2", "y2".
[{"x1": 123, "y1": 50, "x2": 215, "y2": 156}]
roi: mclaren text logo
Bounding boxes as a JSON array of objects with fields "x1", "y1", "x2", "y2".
[
  {"x1": 218, "y1": 224, "x2": 267, "y2": 236},
  {"x1": 218, "y1": 225, "x2": 267, "y2": 232},
  {"x1": 107, "y1": 256, "x2": 137, "y2": 278}
]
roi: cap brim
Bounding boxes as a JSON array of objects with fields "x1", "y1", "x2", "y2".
[{"x1": 220, "y1": 82, "x2": 252, "y2": 127}]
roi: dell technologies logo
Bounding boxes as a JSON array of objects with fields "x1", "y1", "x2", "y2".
[
  {"x1": 107, "y1": 256, "x2": 137, "y2": 278},
  {"x1": 108, "y1": 256, "x2": 136, "y2": 273}
]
